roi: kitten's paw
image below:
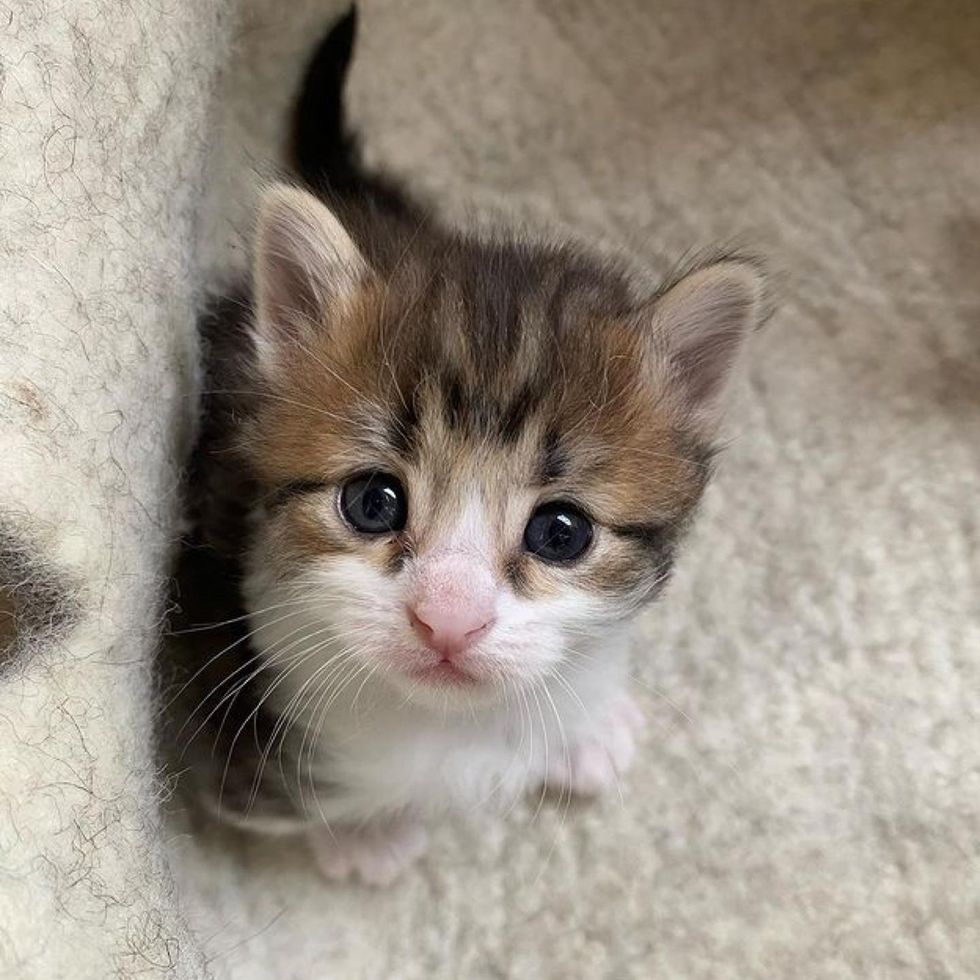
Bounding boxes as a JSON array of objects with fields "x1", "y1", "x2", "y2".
[
  {"x1": 546, "y1": 693, "x2": 645, "y2": 797},
  {"x1": 309, "y1": 820, "x2": 428, "y2": 887}
]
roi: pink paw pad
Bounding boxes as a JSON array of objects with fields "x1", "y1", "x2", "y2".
[
  {"x1": 546, "y1": 693, "x2": 645, "y2": 797},
  {"x1": 309, "y1": 821, "x2": 428, "y2": 887}
]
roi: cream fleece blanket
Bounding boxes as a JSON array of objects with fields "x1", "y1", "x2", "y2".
[
  {"x1": 2, "y1": 1, "x2": 979, "y2": 978},
  {"x1": 0, "y1": 0, "x2": 226, "y2": 976}
]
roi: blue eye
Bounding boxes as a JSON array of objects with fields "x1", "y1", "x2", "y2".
[
  {"x1": 339, "y1": 473, "x2": 407, "y2": 534},
  {"x1": 523, "y1": 502, "x2": 593, "y2": 563}
]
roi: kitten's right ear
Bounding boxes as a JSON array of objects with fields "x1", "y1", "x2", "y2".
[
  {"x1": 252, "y1": 184, "x2": 366, "y2": 373},
  {"x1": 643, "y1": 257, "x2": 766, "y2": 435}
]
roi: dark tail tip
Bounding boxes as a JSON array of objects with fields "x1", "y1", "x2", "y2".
[{"x1": 291, "y1": 5, "x2": 360, "y2": 191}]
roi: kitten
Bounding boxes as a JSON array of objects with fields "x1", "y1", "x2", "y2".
[{"x1": 170, "y1": 5, "x2": 765, "y2": 885}]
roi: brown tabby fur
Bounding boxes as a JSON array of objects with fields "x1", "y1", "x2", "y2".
[{"x1": 238, "y1": 232, "x2": 718, "y2": 613}]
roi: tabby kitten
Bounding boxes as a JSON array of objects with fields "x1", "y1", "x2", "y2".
[{"x1": 173, "y1": 6, "x2": 765, "y2": 885}]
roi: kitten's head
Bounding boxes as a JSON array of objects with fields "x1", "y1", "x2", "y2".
[{"x1": 240, "y1": 185, "x2": 763, "y2": 708}]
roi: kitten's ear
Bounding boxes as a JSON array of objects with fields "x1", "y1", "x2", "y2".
[
  {"x1": 645, "y1": 258, "x2": 766, "y2": 431},
  {"x1": 252, "y1": 184, "x2": 366, "y2": 372}
]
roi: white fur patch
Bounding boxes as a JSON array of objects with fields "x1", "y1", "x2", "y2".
[{"x1": 243, "y1": 491, "x2": 634, "y2": 827}]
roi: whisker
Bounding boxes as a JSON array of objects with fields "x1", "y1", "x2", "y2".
[{"x1": 169, "y1": 606, "x2": 319, "y2": 731}]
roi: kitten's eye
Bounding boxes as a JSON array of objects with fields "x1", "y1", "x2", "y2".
[
  {"x1": 339, "y1": 472, "x2": 407, "y2": 535},
  {"x1": 523, "y1": 502, "x2": 593, "y2": 564}
]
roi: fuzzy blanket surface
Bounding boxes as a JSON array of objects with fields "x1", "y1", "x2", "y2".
[
  {"x1": 0, "y1": 0, "x2": 227, "y2": 976},
  {"x1": 2, "y1": 1, "x2": 979, "y2": 978}
]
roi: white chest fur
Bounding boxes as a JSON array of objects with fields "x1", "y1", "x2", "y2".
[{"x1": 247, "y1": 597, "x2": 632, "y2": 826}]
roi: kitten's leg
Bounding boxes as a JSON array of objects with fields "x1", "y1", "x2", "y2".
[
  {"x1": 308, "y1": 818, "x2": 428, "y2": 886},
  {"x1": 543, "y1": 690, "x2": 645, "y2": 797}
]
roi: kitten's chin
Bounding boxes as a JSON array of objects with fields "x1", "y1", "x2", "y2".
[{"x1": 382, "y1": 659, "x2": 511, "y2": 711}]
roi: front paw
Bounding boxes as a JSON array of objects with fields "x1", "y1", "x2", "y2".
[
  {"x1": 309, "y1": 819, "x2": 428, "y2": 887},
  {"x1": 544, "y1": 692, "x2": 645, "y2": 797}
]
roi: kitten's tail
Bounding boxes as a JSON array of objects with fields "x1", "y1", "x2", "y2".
[
  {"x1": 291, "y1": 5, "x2": 414, "y2": 216},
  {"x1": 291, "y1": 5, "x2": 359, "y2": 192}
]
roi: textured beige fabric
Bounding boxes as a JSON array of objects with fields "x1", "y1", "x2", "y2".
[
  {"x1": 0, "y1": 1, "x2": 228, "y2": 976},
  {"x1": 173, "y1": 1, "x2": 980, "y2": 977}
]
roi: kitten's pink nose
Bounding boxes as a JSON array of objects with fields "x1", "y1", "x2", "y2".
[{"x1": 409, "y1": 600, "x2": 494, "y2": 659}]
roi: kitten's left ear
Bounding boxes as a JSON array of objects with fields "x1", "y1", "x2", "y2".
[
  {"x1": 644, "y1": 257, "x2": 766, "y2": 431},
  {"x1": 252, "y1": 183, "x2": 367, "y2": 374}
]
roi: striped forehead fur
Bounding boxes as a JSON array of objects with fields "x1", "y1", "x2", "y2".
[{"x1": 236, "y1": 220, "x2": 728, "y2": 606}]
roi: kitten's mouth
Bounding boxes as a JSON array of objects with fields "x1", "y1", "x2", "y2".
[{"x1": 409, "y1": 660, "x2": 482, "y2": 687}]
